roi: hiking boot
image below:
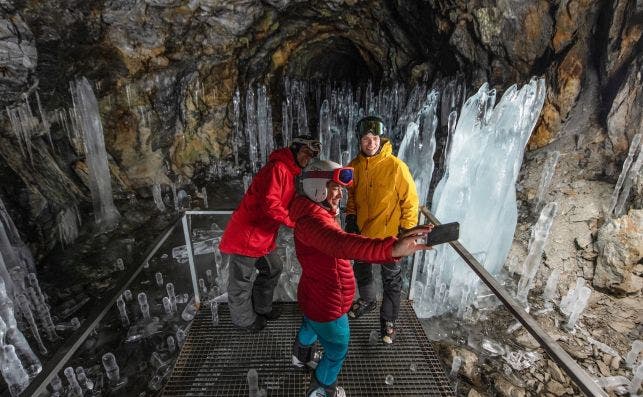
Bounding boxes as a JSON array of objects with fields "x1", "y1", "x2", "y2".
[
  {"x1": 347, "y1": 299, "x2": 376, "y2": 319},
  {"x1": 381, "y1": 319, "x2": 396, "y2": 344},
  {"x1": 292, "y1": 339, "x2": 322, "y2": 370},
  {"x1": 306, "y1": 375, "x2": 346, "y2": 397},
  {"x1": 258, "y1": 306, "x2": 281, "y2": 321},
  {"x1": 234, "y1": 315, "x2": 266, "y2": 333}
]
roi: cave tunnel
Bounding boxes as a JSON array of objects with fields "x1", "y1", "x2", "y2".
[{"x1": 0, "y1": 1, "x2": 641, "y2": 396}]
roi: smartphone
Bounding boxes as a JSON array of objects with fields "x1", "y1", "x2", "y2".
[{"x1": 422, "y1": 222, "x2": 460, "y2": 246}]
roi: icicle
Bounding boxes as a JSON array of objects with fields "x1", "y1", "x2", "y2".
[
  {"x1": 35, "y1": 91, "x2": 54, "y2": 153},
  {"x1": 201, "y1": 187, "x2": 208, "y2": 208},
  {"x1": 70, "y1": 78, "x2": 120, "y2": 232},
  {"x1": 152, "y1": 183, "x2": 165, "y2": 212},
  {"x1": 543, "y1": 268, "x2": 561, "y2": 309},
  {"x1": 232, "y1": 89, "x2": 241, "y2": 167},
  {"x1": 516, "y1": 202, "x2": 558, "y2": 305},
  {"x1": 535, "y1": 151, "x2": 560, "y2": 212},
  {"x1": 245, "y1": 86, "x2": 259, "y2": 174}
]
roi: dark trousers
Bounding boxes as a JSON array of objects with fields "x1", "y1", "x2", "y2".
[
  {"x1": 227, "y1": 251, "x2": 283, "y2": 327},
  {"x1": 353, "y1": 261, "x2": 402, "y2": 322}
]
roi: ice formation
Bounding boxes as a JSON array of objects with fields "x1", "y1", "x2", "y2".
[
  {"x1": 70, "y1": 77, "x2": 120, "y2": 232},
  {"x1": 608, "y1": 133, "x2": 642, "y2": 218},
  {"x1": 516, "y1": 202, "x2": 558, "y2": 305},
  {"x1": 535, "y1": 151, "x2": 560, "y2": 213},
  {"x1": 414, "y1": 78, "x2": 546, "y2": 317}
]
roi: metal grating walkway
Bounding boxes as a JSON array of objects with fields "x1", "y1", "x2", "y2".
[{"x1": 163, "y1": 301, "x2": 455, "y2": 396}]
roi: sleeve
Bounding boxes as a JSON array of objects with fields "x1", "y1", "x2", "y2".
[
  {"x1": 297, "y1": 215, "x2": 397, "y2": 263},
  {"x1": 396, "y1": 162, "x2": 419, "y2": 230},
  {"x1": 259, "y1": 163, "x2": 296, "y2": 228}
]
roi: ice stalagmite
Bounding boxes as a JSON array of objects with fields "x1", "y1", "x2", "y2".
[
  {"x1": 608, "y1": 133, "x2": 642, "y2": 217},
  {"x1": 516, "y1": 202, "x2": 558, "y2": 305},
  {"x1": 535, "y1": 151, "x2": 560, "y2": 213},
  {"x1": 71, "y1": 77, "x2": 120, "y2": 232}
]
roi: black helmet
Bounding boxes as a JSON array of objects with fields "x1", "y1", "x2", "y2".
[
  {"x1": 355, "y1": 116, "x2": 385, "y2": 139},
  {"x1": 290, "y1": 135, "x2": 322, "y2": 156}
]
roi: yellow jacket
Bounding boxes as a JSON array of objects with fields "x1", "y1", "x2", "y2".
[{"x1": 346, "y1": 139, "x2": 419, "y2": 239}]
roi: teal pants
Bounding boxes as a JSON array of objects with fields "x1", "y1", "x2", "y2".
[{"x1": 297, "y1": 314, "x2": 350, "y2": 387}]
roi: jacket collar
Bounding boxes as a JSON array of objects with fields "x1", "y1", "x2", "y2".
[{"x1": 355, "y1": 139, "x2": 393, "y2": 167}]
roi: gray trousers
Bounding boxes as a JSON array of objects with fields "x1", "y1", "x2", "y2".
[
  {"x1": 353, "y1": 261, "x2": 402, "y2": 322},
  {"x1": 227, "y1": 251, "x2": 283, "y2": 327}
]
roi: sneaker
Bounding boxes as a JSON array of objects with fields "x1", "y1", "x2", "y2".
[
  {"x1": 258, "y1": 306, "x2": 281, "y2": 321},
  {"x1": 307, "y1": 385, "x2": 346, "y2": 397},
  {"x1": 292, "y1": 339, "x2": 321, "y2": 370},
  {"x1": 381, "y1": 320, "x2": 396, "y2": 344},
  {"x1": 234, "y1": 316, "x2": 266, "y2": 333},
  {"x1": 347, "y1": 299, "x2": 376, "y2": 319},
  {"x1": 306, "y1": 376, "x2": 346, "y2": 397}
]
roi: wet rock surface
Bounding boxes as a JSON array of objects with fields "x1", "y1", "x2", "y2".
[{"x1": 0, "y1": 0, "x2": 640, "y2": 396}]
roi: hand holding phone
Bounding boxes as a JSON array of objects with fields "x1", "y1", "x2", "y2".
[{"x1": 422, "y1": 222, "x2": 459, "y2": 246}]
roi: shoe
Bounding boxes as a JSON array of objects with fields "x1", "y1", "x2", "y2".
[
  {"x1": 307, "y1": 386, "x2": 346, "y2": 397},
  {"x1": 292, "y1": 339, "x2": 322, "y2": 370},
  {"x1": 347, "y1": 299, "x2": 376, "y2": 319},
  {"x1": 306, "y1": 375, "x2": 346, "y2": 397},
  {"x1": 381, "y1": 319, "x2": 396, "y2": 344},
  {"x1": 235, "y1": 316, "x2": 266, "y2": 333},
  {"x1": 259, "y1": 306, "x2": 281, "y2": 321}
]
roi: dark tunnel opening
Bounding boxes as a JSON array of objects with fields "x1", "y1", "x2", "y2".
[{"x1": 284, "y1": 36, "x2": 381, "y2": 84}]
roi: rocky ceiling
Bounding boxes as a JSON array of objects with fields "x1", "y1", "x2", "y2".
[{"x1": 0, "y1": 0, "x2": 640, "y2": 256}]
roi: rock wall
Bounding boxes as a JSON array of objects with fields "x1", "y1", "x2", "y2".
[{"x1": 0, "y1": 1, "x2": 640, "y2": 395}]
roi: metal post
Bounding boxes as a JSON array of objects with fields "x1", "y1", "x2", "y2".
[
  {"x1": 420, "y1": 207, "x2": 607, "y2": 397},
  {"x1": 408, "y1": 211, "x2": 427, "y2": 301},
  {"x1": 182, "y1": 213, "x2": 201, "y2": 306}
]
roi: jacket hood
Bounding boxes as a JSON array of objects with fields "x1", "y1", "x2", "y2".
[
  {"x1": 269, "y1": 147, "x2": 301, "y2": 174},
  {"x1": 290, "y1": 195, "x2": 334, "y2": 223}
]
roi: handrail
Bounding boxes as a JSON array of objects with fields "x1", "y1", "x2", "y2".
[
  {"x1": 22, "y1": 217, "x2": 181, "y2": 397},
  {"x1": 22, "y1": 209, "x2": 237, "y2": 396},
  {"x1": 419, "y1": 207, "x2": 607, "y2": 397}
]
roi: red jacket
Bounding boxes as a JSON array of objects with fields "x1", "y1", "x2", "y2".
[
  {"x1": 290, "y1": 196, "x2": 397, "y2": 322},
  {"x1": 220, "y1": 148, "x2": 301, "y2": 257}
]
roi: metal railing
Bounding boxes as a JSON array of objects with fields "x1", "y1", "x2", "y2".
[
  {"x1": 416, "y1": 207, "x2": 607, "y2": 397},
  {"x1": 181, "y1": 210, "x2": 234, "y2": 306},
  {"x1": 22, "y1": 210, "x2": 233, "y2": 396},
  {"x1": 23, "y1": 217, "x2": 182, "y2": 396},
  {"x1": 23, "y1": 207, "x2": 607, "y2": 397}
]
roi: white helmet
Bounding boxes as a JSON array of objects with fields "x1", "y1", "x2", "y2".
[{"x1": 301, "y1": 160, "x2": 354, "y2": 203}]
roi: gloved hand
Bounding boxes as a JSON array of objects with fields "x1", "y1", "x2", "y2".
[{"x1": 344, "y1": 214, "x2": 360, "y2": 234}]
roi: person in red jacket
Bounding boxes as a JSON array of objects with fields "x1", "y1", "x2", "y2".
[
  {"x1": 289, "y1": 159, "x2": 432, "y2": 397},
  {"x1": 220, "y1": 136, "x2": 321, "y2": 332}
]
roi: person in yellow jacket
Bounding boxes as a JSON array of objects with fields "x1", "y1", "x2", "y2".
[{"x1": 344, "y1": 115, "x2": 419, "y2": 344}]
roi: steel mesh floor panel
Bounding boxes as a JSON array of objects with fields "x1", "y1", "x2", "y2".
[{"x1": 162, "y1": 301, "x2": 454, "y2": 396}]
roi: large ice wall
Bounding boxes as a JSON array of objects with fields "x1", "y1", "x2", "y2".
[{"x1": 413, "y1": 78, "x2": 546, "y2": 318}]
